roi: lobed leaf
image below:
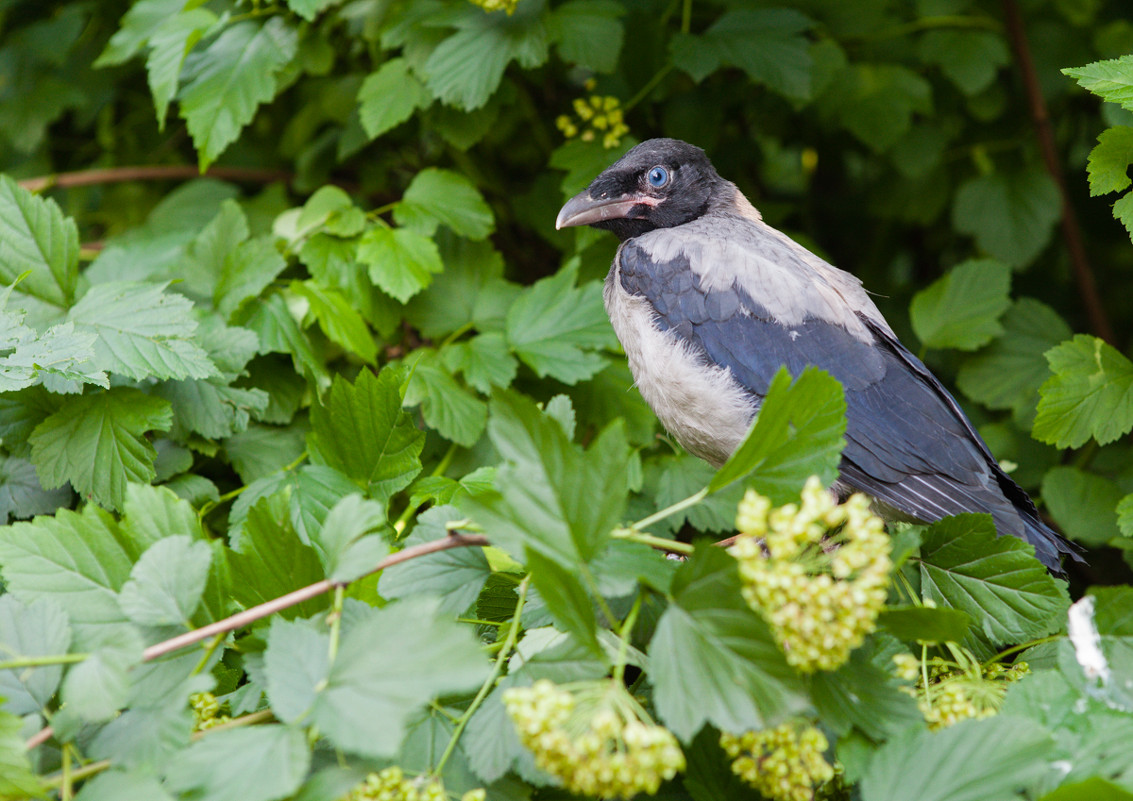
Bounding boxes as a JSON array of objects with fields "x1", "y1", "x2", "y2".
[
  {"x1": 1033, "y1": 334, "x2": 1133, "y2": 448},
  {"x1": 1064, "y1": 55, "x2": 1133, "y2": 112},
  {"x1": 394, "y1": 168, "x2": 494, "y2": 240},
  {"x1": 0, "y1": 176, "x2": 79, "y2": 308},
  {"x1": 910, "y1": 259, "x2": 1011, "y2": 351}
]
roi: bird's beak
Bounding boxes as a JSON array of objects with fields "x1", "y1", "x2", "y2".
[{"x1": 555, "y1": 190, "x2": 656, "y2": 229}]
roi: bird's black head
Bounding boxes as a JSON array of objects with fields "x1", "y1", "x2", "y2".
[{"x1": 555, "y1": 138, "x2": 725, "y2": 241}]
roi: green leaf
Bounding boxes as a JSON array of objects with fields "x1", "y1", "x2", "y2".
[
  {"x1": 404, "y1": 236, "x2": 518, "y2": 337},
  {"x1": 910, "y1": 259, "x2": 1011, "y2": 351},
  {"x1": 308, "y1": 369, "x2": 425, "y2": 508},
  {"x1": 505, "y1": 263, "x2": 613, "y2": 384},
  {"x1": 0, "y1": 596, "x2": 72, "y2": 715},
  {"x1": 357, "y1": 226, "x2": 444, "y2": 303},
  {"x1": 0, "y1": 453, "x2": 70, "y2": 524},
  {"x1": 29, "y1": 388, "x2": 174, "y2": 511},
  {"x1": 952, "y1": 167, "x2": 1061, "y2": 267},
  {"x1": 0, "y1": 708, "x2": 42, "y2": 798},
  {"x1": 404, "y1": 359, "x2": 487, "y2": 447},
  {"x1": 1041, "y1": 778, "x2": 1133, "y2": 801},
  {"x1": 224, "y1": 422, "x2": 307, "y2": 485},
  {"x1": 709, "y1": 366, "x2": 846, "y2": 500},
  {"x1": 460, "y1": 392, "x2": 629, "y2": 568},
  {"x1": 810, "y1": 647, "x2": 923, "y2": 740},
  {"x1": 1086, "y1": 126, "x2": 1133, "y2": 196},
  {"x1": 215, "y1": 236, "x2": 288, "y2": 319},
  {"x1": 310, "y1": 494, "x2": 389, "y2": 583},
  {"x1": 670, "y1": 9, "x2": 814, "y2": 98},
  {"x1": 1033, "y1": 334, "x2": 1133, "y2": 448},
  {"x1": 821, "y1": 64, "x2": 933, "y2": 152},
  {"x1": 423, "y1": 7, "x2": 549, "y2": 111},
  {"x1": 442, "y1": 332, "x2": 518, "y2": 394},
  {"x1": 0, "y1": 312, "x2": 107, "y2": 392},
  {"x1": 956, "y1": 298, "x2": 1072, "y2": 415},
  {"x1": 179, "y1": 18, "x2": 299, "y2": 169},
  {"x1": 394, "y1": 168, "x2": 494, "y2": 240},
  {"x1": 650, "y1": 547, "x2": 807, "y2": 741},
  {"x1": 0, "y1": 175, "x2": 79, "y2": 308},
  {"x1": 526, "y1": 549, "x2": 603, "y2": 658},
  {"x1": 0, "y1": 505, "x2": 137, "y2": 648},
  {"x1": 1114, "y1": 190, "x2": 1133, "y2": 239},
  {"x1": 264, "y1": 597, "x2": 490, "y2": 756},
  {"x1": 74, "y1": 770, "x2": 175, "y2": 801},
  {"x1": 236, "y1": 292, "x2": 327, "y2": 383},
  {"x1": 118, "y1": 536, "x2": 213, "y2": 626},
  {"x1": 918, "y1": 514, "x2": 1070, "y2": 646},
  {"x1": 291, "y1": 279, "x2": 377, "y2": 363},
  {"x1": 378, "y1": 505, "x2": 491, "y2": 615},
  {"x1": 1041, "y1": 466, "x2": 1123, "y2": 546},
  {"x1": 877, "y1": 605, "x2": 973, "y2": 643},
  {"x1": 96, "y1": 0, "x2": 186, "y2": 66},
  {"x1": 1119, "y1": 494, "x2": 1133, "y2": 537},
  {"x1": 860, "y1": 715, "x2": 1054, "y2": 801},
  {"x1": 358, "y1": 58, "x2": 430, "y2": 140},
  {"x1": 228, "y1": 494, "x2": 328, "y2": 620},
  {"x1": 549, "y1": 0, "x2": 624, "y2": 73},
  {"x1": 67, "y1": 282, "x2": 217, "y2": 381},
  {"x1": 285, "y1": 0, "x2": 339, "y2": 22},
  {"x1": 164, "y1": 725, "x2": 310, "y2": 801},
  {"x1": 146, "y1": 8, "x2": 217, "y2": 128},
  {"x1": 60, "y1": 627, "x2": 144, "y2": 722},
  {"x1": 918, "y1": 30, "x2": 1008, "y2": 95},
  {"x1": 1064, "y1": 55, "x2": 1133, "y2": 112}
]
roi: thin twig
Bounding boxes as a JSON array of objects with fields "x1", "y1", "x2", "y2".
[
  {"x1": 25, "y1": 532, "x2": 489, "y2": 751},
  {"x1": 1001, "y1": 0, "x2": 1115, "y2": 344}
]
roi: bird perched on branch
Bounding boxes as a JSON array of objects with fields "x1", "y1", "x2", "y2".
[{"x1": 556, "y1": 137, "x2": 1076, "y2": 573}]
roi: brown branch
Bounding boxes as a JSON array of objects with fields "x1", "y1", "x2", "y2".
[
  {"x1": 1001, "y1": 0, "x2": 1115, "y2": 344},
  {"x1": 17, "y1": 165, "x2": 296, "y2": 194},
  {"x1": 25, "y1": 532, "x2": 490, "y2": 751}
]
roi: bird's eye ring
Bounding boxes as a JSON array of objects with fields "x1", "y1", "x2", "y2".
[{"x1": 647, "y1": 166, "x2": 669, "y2": 188}]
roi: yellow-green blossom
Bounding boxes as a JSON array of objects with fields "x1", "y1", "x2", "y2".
[
  {"x1": 189, "y1": 691, "x2": 231, "y2": 731},
  {"x1": 341, "y1": 767, "x2": 482, "y2": 801},
  {"x1": 557, "y1": 94, "x2": 631, "y2": 148},
  {"x1": 721, "y1": 721, "x2": 835, "y2": 801},
  {"x1": 893, "y1": 650, "x2": 1030, "y2": 730},
  {"x1": 468, "y1": 0, "x2": 519, "y2": 14},
  {"x1": 730, "y1": 477, "x2": 892, "y2": 672},
  {"x1": 503, "y1": 679, "x2": 685, "y2": 799}
]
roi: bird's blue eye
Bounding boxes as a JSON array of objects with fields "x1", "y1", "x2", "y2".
[{"x1": 647, "y1": 166, "x2": 669, "y2": 187}]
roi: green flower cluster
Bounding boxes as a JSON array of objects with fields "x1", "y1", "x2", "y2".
[
  {"x1": 720, "y1": 722, "x2": 836, "y2": 801},
  {"x1": 502, "y1": 679, "x2": 685, "y2": 799},
  {"x1": 893, "y1": 651, "x2": 1029, "y2": 730},
  {"x1": 341, "y1": 767, "x2": 484, "y2": 801},
  {"x1": 189, "y1": 691, "x2": 231, "y2": 731},
  {"x1": 468, "y1": 0, "x2": 519, "y2": 14},
  {"x1": 556, "y1": 90, "x2": 631, "y2": 149},
  {"x1": 730, "y1": 477, "x2": 892, "y2": 672}
]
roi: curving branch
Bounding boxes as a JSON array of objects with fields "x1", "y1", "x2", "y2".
[{"x1": 1001, "y1": 0, "x2": 1115, "y2": 344}]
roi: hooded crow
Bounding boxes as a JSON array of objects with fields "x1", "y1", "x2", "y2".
[{"x1": 556, "y1": 137, "x2": 1076, "y2": 573}]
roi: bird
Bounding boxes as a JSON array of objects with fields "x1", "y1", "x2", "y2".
[{"x1": 555, "y1": 137, "x2": 1076, "y2": 573}]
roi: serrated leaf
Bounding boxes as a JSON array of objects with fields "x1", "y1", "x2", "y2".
[
  {"x1": 74, "y1": 770, "x2": 176, "y2": 801},
  {"x1": 506, "y1": 263, "x2": 613, "y2": 384},
  {"x1": 650, "y1": 546, "x2": 807, "y2": 740},
  {"x1": 379, "y1": 505, "x2": 491, "y2": 615},
  {"x1": 236, "y1": 292, "x2": 327, "y2": 383},
  {"x1": 0, "y1": 596, "x2": 71, "y2": 715},
  {"x1": 405, "y1": 236, "x2": 519, "y2": 337},
  {"x1": 549, "y1": 0, "x2": 624, "y2": 73},
  {"x1": 910, "y1": 259, "x2": 1011, "y2": 351},
  {"x1": 821, "y1": 64, "x2": 933, "y2": 152},
  {"x1": 1033, "y1": 334, "x2": 1133, "y2": 448},
  {"x1": 224, "y1": 422, "x2": 307, "y2": 485},
  {"x1": 292, "y1": 280, "x2": 376, "y2": 362},
  {"x1": 1041, "y1": 466, "x2": 1123, "y2": 546},
  {"x1": 0, "y1": 453, "x2": 71, "y2": 523},
  {"x1": 118, "y1": 536, "x2": 212, "y2": 626},
  {"x1": 29, "y1": 388, "x2": 173, "y2": 511},
  {"x1": 96, "y1": 0, "x2": 186, "y2": 66},
  {"x1": 1114, "y1": 190, "x2": 1133, "y2": 240},
  {"x1": 1087, "y1": 126, "x2": 1133, "y2": 196},
  {"x1": 654, "y1": 454, "x2": 743, "y2": 534},
  {"x1": 404, "y1": 358, "x2": 487, "y2": 447},
  {"x1": 308, "y1": 369, "x2": 425, "y2": 508},
  {"x1": 394, "y1": 168, "x2": 495, "y2": 240},
  {"x1": 526, "y1": 549, "x2": 603, "y2": 658},
  {"x1": 423, "y1": 7, "x2": 549, "y2": 111},
  {"x1": 165, "y1": 725, "x2": 310, "y2": 801},
  {"x1": 918, "y1": 30, "x2": 1008, "y2": 95},
  {"x1": 861, "y1": 715, "x2": 1053, "y2": 801},
  {"x1": 709, "y1": 366, "x2": 846, "y2": 500},
  {"x1": 179, "y1": 18, "x2": 299, "y2": 169},
  {"x1": 285, "y1": 0, "x2": 339, "y2": 21},
  {"x1": 1065, "y1": 55, "x2": 1133, "y2": 112},
  {"x1": 264, "y1": 597, "x2": 489, "y2": 756},
  {"x1": 0, "y1": 708, "x2": 42, "y2": 798},
  {"x1": 0, "y1": 175, "x2": 79, "y2": 308},
  {"x1": 358, "y1": 226, "x2": 443, "y2": 303},
  {"x1": 952, "y1": 167, "x2": 1061, "y2": 267},
  {"x1": 215, "y1": 236, "x2": 288, "y2": 319},
  {"x1": 1119, "y1": 494, "x2": 1133, "y2": 537},
  {"x1": 311, "y1": 494, "x2": 389, "y2": 583},
  {"x1": 146, "y1": 8, "x2": 217, "y2": 128},
  {"x1": 877, "y1": 605, "x2": 973, "y2": 643},
  {"x1": 460, "y1": 392, "x2": 629, "y2": 568},
  {"x1": 358, "y1": 58, "x2": 430, "y2": 140},
  {"x1": 0, "y1": 505, "x2": 137, "y2": 648},
  {"x1": 810, "y1": 647, "x2": 923, "y2": 740},
  {"x1": 68, "y1": 282, "x2": 216, "y2": 381},
  {"x1": 670, "y1": 9, "x2": 813, "y2": 98},
  {"x1": 61, "y1": 626, "x2": 144, "y2": 722},
  {"x1": 956, "y1": 298, "x2": 1072, "y2": 414},
  {"x1": 0, "y1": 317, "x2": 108, "y2": 392},
  {"x1": 918, "y1": 514, "x2": 1069, "y2": 646},
  {"x1": 442, "y1": 332, "x2": 518, "y2": 394}
]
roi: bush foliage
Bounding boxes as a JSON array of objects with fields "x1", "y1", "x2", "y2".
[{"x1": 2, "y1": 0, "x2": 1133, "y2": 799}]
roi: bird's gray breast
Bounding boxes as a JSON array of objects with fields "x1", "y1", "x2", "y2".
[{"x1": 603, "y1": 244, "x2": 758, "y2": 467}]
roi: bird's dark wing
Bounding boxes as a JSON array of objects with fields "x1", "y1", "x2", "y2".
[{"x1": 618, "y1": 240, "x2": 1073, "y2": 569}]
